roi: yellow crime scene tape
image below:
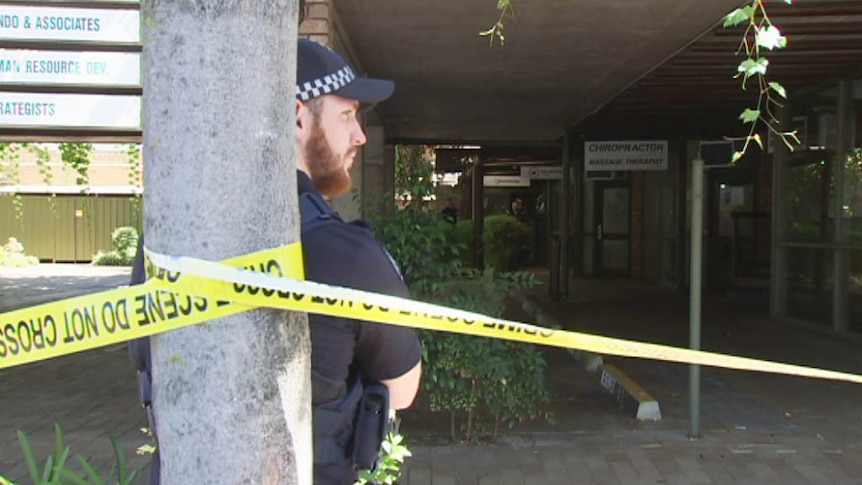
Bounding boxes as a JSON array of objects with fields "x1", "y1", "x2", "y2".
[
  {"x1": 0, "y1": 244, "x2": 304, "y2": 369},
  {"x1": 2, "y1": 243, "x2": 862, "y2": 383},
  {"x1": 3, "y1": 243, "x2": 862, "y2": 484},
  {"x1": 141, "y1": 248, "x2": 862, "y2": 385}
]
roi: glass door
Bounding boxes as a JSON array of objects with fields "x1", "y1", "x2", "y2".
[{"x1": 595, "y1": 182, "x2": 631, "y2": 276}]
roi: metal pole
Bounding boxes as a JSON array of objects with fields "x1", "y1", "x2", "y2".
[{"x1": 689, "y1": 158, "x2": 704, "y2": 439}]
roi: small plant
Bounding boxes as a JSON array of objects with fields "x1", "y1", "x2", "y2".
[
  {"x1": 355, "y1": 432, "x2": 412, "y2": 485},
  {"x1": 93, "y1": 227, "x2": 139, "y2": 266},
  {"x1": 14, "y1": 423, "x2": 142, "y2": 485},
  {"x1": 1, "y1": 237, "x2": 38, "y2": 267}
]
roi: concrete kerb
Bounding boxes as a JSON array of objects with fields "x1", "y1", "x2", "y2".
[{"x1": 510, "y1": 292, "x2": 662, "y2": 421}]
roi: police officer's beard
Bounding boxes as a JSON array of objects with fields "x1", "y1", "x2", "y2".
[{"x1": 306, "y1": 119, "x2": 354, "y2": 197}]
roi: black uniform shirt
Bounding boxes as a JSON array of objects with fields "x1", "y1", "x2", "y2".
[{"x1": 298, "y1": 171, "x2": 422, "y2": 403}]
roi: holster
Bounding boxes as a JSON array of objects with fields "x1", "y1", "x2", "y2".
[{"x1": 351, "y1": 382, "x2": 390, "y2": 471}]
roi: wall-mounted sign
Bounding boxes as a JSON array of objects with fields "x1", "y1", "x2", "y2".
[
  {"x1": 0, "y1": 92, "x2": 140, "y2": 128},
  {"x1": 483, "y1": 175, "x2": 530, "y2": 187},
  {"x1": 0, "y1": 5, "x2": 140, "y2": 43},
  {"x1": 0, "y1": 49, "x2": 140, "y2": 85},
  {"x1": 585, "y1": 141, "x2": 668, "y2": 171},
  {"x1": 521, "y1": 166, "x2": 562, "y2": 180}
]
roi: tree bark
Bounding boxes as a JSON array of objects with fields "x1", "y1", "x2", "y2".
[{"x1": 142, "y1": 1, "x2": 310, "y2": 483}]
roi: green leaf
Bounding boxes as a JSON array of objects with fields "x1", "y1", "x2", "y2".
[
  {"x1": 723, "y1": 5, "x2": 754, "y2": 27},
  {"x1": 17, "y1": 430, "x2": 41, "y2": 484},
  {"x1": 732, "y1": 151, "x2": 745, "y2": 163},
  {"x1": 41, "y1": 455, "x2": 55, "y2": 483},
  {"x1": 737, "y1": 59, "x2": 756, "y2": 74},
  {"x1": 738, "y1": 58, "x2": 769, "y2": 76},
  {"x1": 59, "y1": 469, "x2": 90, "y2": 485},
  {"x1": 77, "y1": 455, "x2": 105, "y2": 485},
  {"x1": 768, "y1": 81, "x2": 787, "y2": 98},
  {"x1": 739, "y1": 108, "x2": 761, "y2": 123},
  {"x1": 110, "y1": 435, "x2": 129, "y2": 484}
]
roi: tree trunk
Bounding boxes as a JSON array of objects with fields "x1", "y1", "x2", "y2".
[{"x1": 142, "y1": 1, "x2": 311, "y2": 484}]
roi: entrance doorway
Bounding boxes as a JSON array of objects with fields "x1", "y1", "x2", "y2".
[{"x1": 594, "y1": 181, "x2": 631, "y2": 276}]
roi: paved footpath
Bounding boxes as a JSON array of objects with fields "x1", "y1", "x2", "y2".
[{"x1": 2, "y1": 266, "x2": 862, "y2": 484}]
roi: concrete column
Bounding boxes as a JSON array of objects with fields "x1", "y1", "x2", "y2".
[
  {"x1": 770, "y1": 105, "x2": 790, "y2": 319},
  {"x1": 560, "y1": 134, "x2": 572, "y2": 297},
  {"x1": 143, "y1": 1, "x2": 311, "y2": 483},
  {"x1": 572, "y1": 138, "x2": 585, "y2": 277},
  {"x1": 359, "y1": 124, "x2": 386, "y2": 219},
  {"x1": 383, "y1": 144, "x2": 396, "y2": 217},
  {"x1": 632, "y1": 171, "x2": 645, "y2": 280},
  {"x1": 472, "y1": 158, "x2": 484, "y2": 269},
  {"x1": 833, "y1": 80, "x2": 852, "y2": 332}
]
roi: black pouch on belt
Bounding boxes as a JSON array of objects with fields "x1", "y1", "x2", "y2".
[{"x1": 351, "y1": 382, "x2": 390, "y2": 471}]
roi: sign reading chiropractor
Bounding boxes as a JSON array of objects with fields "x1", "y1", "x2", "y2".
[
  {"x1": 585, "y1": 141, "x2": 668, "y2": 171},
  {"x1": 0, "y1": 2, "x2": 141, "y2": 133}
]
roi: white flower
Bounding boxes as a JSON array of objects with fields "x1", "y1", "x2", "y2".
[{"x1": 756, "y1": 25, "x2": 786, "y2": 50}]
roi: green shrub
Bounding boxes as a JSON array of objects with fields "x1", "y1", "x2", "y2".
[
  {"x1": 483, "y1": 215, "x2": 531, "y2": 272},
  {"x1": 368, "y1": 145, "x2": 553, "y2": 445},
  {"x1": 441, "y1": 219, "x2": 473, "y2": 265},
  {"x1": 368, "y1": 198, "x2": 463, "y2": 297},
  {"x1": 439, "y1": 216, "x2": 532, "y2": 272},
  {"x1": 0, "y1": 237, "x2": 39, "y2": 267},
  {"x1": 93, "y1": 227, "x2": 139, "y2": 266},
  {"x1": 419, "y1": 269, "x2": 551, "y2": 442}
]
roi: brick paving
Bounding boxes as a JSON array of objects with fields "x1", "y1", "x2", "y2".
[{"x1": 2, "y1": 266, "x2": 862, "y2": 484}]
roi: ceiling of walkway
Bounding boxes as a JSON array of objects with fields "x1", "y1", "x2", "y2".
[{"x1": 334, "y1": 0, "x2": 862, "y2": 144}]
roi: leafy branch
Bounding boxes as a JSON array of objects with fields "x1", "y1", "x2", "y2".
[
  {"x1": 724, "y1": 0, "x2": 799, "y2": 161},
  {"x1": 480, "y1": 1, "x2": 801, "y2": 163},
  {"x1": 126, "y1": 144, "x2": 143, "y2": 222},
  {"x1": 479, "y1": 0, "x2": 515, "y2": 46},
  {"x1": 58, "y1": 142, "x2": 94, "y2": 190},
  {"x1": 27, "y1": 144, "x2": 58, "y2": 214},
  {"x1": 0, "y1": 143, "x2": 25, "y2": 220}
]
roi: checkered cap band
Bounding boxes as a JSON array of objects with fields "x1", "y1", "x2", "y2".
[{"x1": 297, "y1": 65, "x2": 356, "y2": 101}]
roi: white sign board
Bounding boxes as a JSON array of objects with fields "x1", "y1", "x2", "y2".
[
  {"x1": 0, "y1": 92, "x2": 140, "y2": 128},
  {"x1": 0, "y1": 50, "x2": 140, "y2": 85},
  {"x1": 0, "y1": 6, "x2": 140, "y2": 43},
  {"x1": 521, "y1": 166, "x2": 562, "y2": 180},
  {"x1": 483, "y1": 175, "x2": 529, "y2": 187},
  {"x1": 585, "y1": 141, "x2": 668, "y2": 171}
]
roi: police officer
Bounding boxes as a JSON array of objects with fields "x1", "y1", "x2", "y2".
[
  {"x1": 295, "y1": 39, "x2": 423, "y2": 483},
  {"x1": 130, "y1": 39, "x2": 422, "y2": 485}
]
